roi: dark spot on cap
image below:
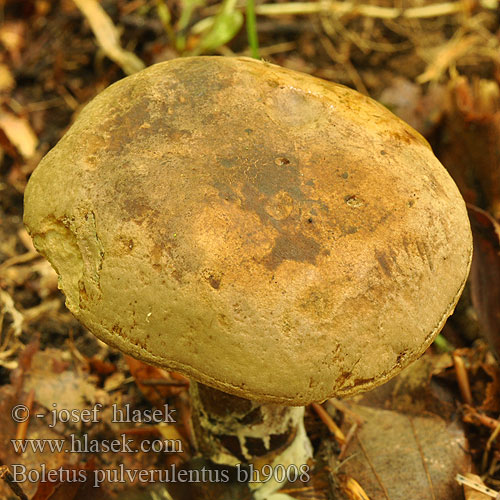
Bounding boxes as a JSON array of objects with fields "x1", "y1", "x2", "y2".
[
  {"x1": 219, "y1": 157, "x2": 235, "y2": 169},
  {"x1": 112, "y1": 324, "x2": 124, "y2": 338},
  {"x1": 208, "y1": 274, "x2": 221, "y2": 290},
  {"x1": 375, "y1": 250, "x2": 392, "y2": 277},
  {"x1": 396, "y1": 350, "x2": 408, "y2": 364},
  {"x1": 345, "y1": 194, "x2": 364, "y2": 207},
  {"x1": 263, "y1": 233, "x2": 321, "y2": 270},
  {"x1": 275, "y1": 157, "x2": 290, "y2": 166}
]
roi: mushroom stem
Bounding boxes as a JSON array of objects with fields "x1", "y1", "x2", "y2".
[{"x1": 189, "y1": 381, "x2": 313, "y2": 494}]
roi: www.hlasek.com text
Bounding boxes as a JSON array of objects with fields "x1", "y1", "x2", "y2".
[{"x1": 11, "y1": 432, "x2": 183, "y2": 454}]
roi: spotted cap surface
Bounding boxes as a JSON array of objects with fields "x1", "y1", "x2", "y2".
[{"x1": 24, "y1": 57, "x2": 472, "y2": 404}]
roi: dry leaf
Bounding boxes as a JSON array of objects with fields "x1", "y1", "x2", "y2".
[
  {"x1": 103, "y1": 370, "x2": 125, "y2": 392},
  {"x1": 417, "y1": 36, "x2": 480, "y2": 84},
  {"x1": 378, "y1": 77, "x2": 446, "y2": 136},
  {"x1": 0, "y1": 21, "x2": 25, "y2": 63},
  {"x1": 437, "y1": 77, "x2": 500, "y2": 220},
  {"x1": 479, "y1": 362, "x2": 500, "y2": 413},
  {"x1": 338, "y1": 475, "x2": 371, "y2": 500},
  {"x1": 353, "y1": 351, "x2": 456, "y2": 419},
  {"x1": 0, "y1": 111, "x2": 38, "y2": 159},
  {"x1": 31, "y1": 460, "x2": 103, "y2": 500},
  {"x1": 0, "y1": 63, "x2": 15, "y2": 93},
  {"x1": 462, "y1": 473, "x2": 497, "y2": 500},
  {"x1": 22, "y1": 348, "x2": 105, "y2": 419},
  {"x1": 0, "y1": 384, "x2": 80, "y2": 499},
  {"x1": 468, "y1": 205, "x2": 500, "y2": 358},
  {"x1": 72, "y1": 0, "x2": 145, "y2": 75},
  {"x1": 125, "y1": 356, "x2": 187, "y2": 407},
  {"x1": 338, "y1": 403, "x2": 470, "y2": 500}
]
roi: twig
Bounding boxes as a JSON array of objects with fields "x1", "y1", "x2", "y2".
[
  {"x1": 249, "y1": 41, "x2": 297, "y2": 57},
  {"x1": 417, "y1": 35, "x2": 481, "y2": 84},
  {"x1": 311, "y1": 402, "x2": 346, "y2": 446},
  {"x1": 453, "y1": 353, "x2": 473, "y2": 405},
  {"x1": 339, "y1": 475, "x2": 371, "y2": 500},
  {"x1": 0, "y1": 466, "x2": 28, "y2": 500},
  {"x1": 489, "y1": 451, "x2": 500, "y2": 477},
  {"x1": 15, "y1": 389, "x2": 35, "y2": 448},
  {"x1": 456, "y1": 473, "x2": 500, "y2": 499},
  {"x1": 319, "y1": 35, "x2": 369, "y2": 95},
  {"x1": 22, "y1": 299, "x2": 60, "y2": 323},
  {"x1": 339, "y1": 422, "x2": 358, "y2": 460},
  {"x1": 0, "y1": 251, "x2": 40, "y2": 273},
  {"x1": 328, "y1": 399, "x2": 365, "y2": 426},
  {"x1": 483, "y1": 422, "x2": 500, "y2": 473},
  {"x1": 252, "y1": 0, "x2": 497, "y2": 19},
  {"x1": 137, "y1": 378, "x2": 189, "y2": 387},
  {"x1": 277, "y1": 485, "x2": 323, "y2": 498},
  {"x1": 463, "y1": 405, "x2": 500, "y2": 430},
  {"x1": 0, "y1": 290, "x2": 24, "y2": 352}
]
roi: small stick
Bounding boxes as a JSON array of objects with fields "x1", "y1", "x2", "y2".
[
  {"x1": 339, "y1": 422, "x2": 358, "y2": 460},
  {"x1": 15, "y1": 389, "x2": 35, "y2": 448},
  {"x1": 251, "y1": 0, "x2": 496, "y2": 19},
  {"x1": 456, "y1": 473, "x2": 500, "y2": 499},
  {"x1": 463, "y1": 405, "x2": 500, "y2": 430},
  {"x1": 453, "y1": 353, "x2": 473, "y2": 405},
  {"x1": 0, "y1": 251, "x2": 40, "y2": 272},
  {"x1": 0, "y1": 465, "x2": 28, "y2": 500},
  {"x1": 328, "y1": 399, "x2": 365, "y2": 426},
  {"x1": 311, "y1": 402, "x2": 346, "y2": 446},
  {"x1": 340, "y1": 475, "x2": 371, "y2": 500},
  {"x1": 483, "y1": 423, "x2": 500, "y2": 473},
  {"x1": 136, "y1": 378, "x2": 189, "y2": 387}
]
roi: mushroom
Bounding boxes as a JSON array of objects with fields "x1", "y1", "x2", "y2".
[{"x1": 24, "y1": 56, "x2": 472, "y2": 496}]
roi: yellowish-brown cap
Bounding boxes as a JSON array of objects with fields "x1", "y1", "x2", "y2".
[{"x1": 24, "y1": 56, "x2": 472, "y2": 405}]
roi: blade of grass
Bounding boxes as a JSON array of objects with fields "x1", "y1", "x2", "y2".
[
  {"x1": 433, "y1": 333, "x2": 453, "y2": 352},
  {"x1": 246, "y1": 0, "x2": 259, "y2": 59}
]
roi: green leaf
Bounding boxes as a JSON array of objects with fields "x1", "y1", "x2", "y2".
[{"x1": 196, "y1": 10, "x2": 243, "y2": 53}]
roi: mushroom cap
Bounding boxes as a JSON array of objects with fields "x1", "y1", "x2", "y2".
[{"x1": 24, "y1": 57, "x2": 472, "y2": 405}]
